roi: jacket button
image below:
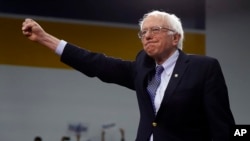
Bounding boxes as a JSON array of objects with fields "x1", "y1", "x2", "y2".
[{"x1": 152, "y1": 122, "x2": 157, "y2": 127}]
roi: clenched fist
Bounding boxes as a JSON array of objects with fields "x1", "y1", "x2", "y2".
[
  {"x1": 22, "y1": 18, "x2": 45, "y2": 42},
  {"x1": 22, "y1": 18, "x2": 60, "y2": 51}
]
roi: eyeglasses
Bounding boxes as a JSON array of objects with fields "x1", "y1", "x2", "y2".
[{"x1": 138, "y1": 26, "x2": 175, "y2": 39}]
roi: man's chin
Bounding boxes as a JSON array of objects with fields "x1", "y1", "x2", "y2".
[{"x1": 145, "y1": 51, "x2": 157, "y2": 58}]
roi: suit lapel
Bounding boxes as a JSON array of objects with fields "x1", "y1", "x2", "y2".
[
  {"x1": 136, "y1": 51, "x2": 156, "y2": 115},
  {"x1": 156, "y1": 50, "x2": 189, "y2": 117}
]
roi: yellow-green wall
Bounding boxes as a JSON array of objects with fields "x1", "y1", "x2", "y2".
[{"x1": 0, "y1": 17, "x2": 205, "y2": 69}]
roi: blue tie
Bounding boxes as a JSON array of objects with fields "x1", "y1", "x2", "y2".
[{"x1": 147, "y1": 65, "x2": 164, "y2": 113}]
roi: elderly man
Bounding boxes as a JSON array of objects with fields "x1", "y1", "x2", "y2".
[{"x1": 22, "y1": 10, "x2": 235, "y2": 141}]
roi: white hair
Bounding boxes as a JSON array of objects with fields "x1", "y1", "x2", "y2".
[{"x1": 138, "y1": 10, "x2": 184, "y2": 50}]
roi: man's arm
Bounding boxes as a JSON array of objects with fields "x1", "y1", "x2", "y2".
[
  {"x1": 22, "y1": 18, "x2": 136, "y2": 90},
  {"x1": 203, "y1": 59, "x2": 235, "y2": 141}
]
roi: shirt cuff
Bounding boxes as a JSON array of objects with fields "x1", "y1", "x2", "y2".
[{"x1": 55, "y1": 40, "x2": 67, "y2": 55}]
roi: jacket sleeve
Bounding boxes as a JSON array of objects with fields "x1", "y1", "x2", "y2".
[
  {"x1": 203, "y1": 58, "x2": 235, "y2": 141},
  {"x1": 60, "y1": 43, "x2": 136, "y2": 90}
]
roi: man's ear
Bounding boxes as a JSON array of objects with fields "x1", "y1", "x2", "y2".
[{"x1": 172, "y1": 33, "x2": 180, "y2": 46}]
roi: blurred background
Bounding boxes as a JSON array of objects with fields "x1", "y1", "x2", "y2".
[{"x1": 0, "y1": 0, "x2": 249, "y2": 141}]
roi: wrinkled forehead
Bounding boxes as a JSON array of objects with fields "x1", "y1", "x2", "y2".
[{"x1": 141, "y1": 15, "x2": 169, "y2": 29}]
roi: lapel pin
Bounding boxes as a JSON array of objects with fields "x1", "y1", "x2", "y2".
[{"x1": 174, "y1": 74, "x2": 178, "y2": 78}]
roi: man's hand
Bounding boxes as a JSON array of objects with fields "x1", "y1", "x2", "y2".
[
  {"x1": 22, "y1": 18, "x2": 46, "y2": 42},
  {"x1": 21, "y1": 18, "x2": 60, "y2": 51}
]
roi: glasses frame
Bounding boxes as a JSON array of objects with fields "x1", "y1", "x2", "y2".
[{"x1": 138, "y1": 26, "x2": 175, "y2": 39}]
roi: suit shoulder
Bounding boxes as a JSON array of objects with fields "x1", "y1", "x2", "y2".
[
  {"x1": 187, "y1": 54, "x2": 218, "y2": 63},
  {"x1": 184, "y1": 54, "x2": 222, "y2": 69}
]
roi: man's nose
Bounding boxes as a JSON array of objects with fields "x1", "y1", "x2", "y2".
[{"x1": 144, "y1": 31, "x2": 153, "y2": 40}]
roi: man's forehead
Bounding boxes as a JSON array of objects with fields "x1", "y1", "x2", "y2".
[{"x1": 142, "y1": 17, "x2": 167, "y2": 28}]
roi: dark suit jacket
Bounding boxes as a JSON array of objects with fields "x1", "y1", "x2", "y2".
[{"x1": 61, "y1": 43, "x2": 235, "y2": 141}]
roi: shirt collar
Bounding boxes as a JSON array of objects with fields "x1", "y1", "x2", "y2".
[{"x1": 156, "y1": 49, "x2": 179, "y2": 70}]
